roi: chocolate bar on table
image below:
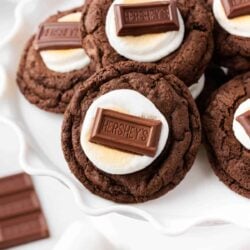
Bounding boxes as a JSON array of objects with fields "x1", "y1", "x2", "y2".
[{"x1": 0, "y1": 173, "x2": 49, "y2": 249}]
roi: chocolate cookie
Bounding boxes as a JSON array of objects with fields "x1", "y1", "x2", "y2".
[
  {"x1": 203, "y1": 72, "x2": 250, "y2": 198},
  {"x1": 17, "y1": 7, "x2": 95, "y2": 113},
  {"x1": 210, "y1": 0, "x2": 250, "y2": 73},
  {"x1": 81, "y1": 0, "x2": 214, "y2": 86},
  {"x1": 214, "y1": 26, "x2": 250, "y2": 74},
  {"x1": 62, "y1": 62, "x2": 201, "y2": 203}
]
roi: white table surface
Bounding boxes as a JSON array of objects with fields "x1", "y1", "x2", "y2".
[{"x1": 1, "y1": 1, "x2": 250, "y2": 249}]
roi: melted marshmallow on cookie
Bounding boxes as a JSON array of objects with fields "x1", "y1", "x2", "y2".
[
  {"x1": 40, "y1": 12, "x2": 90, "y2": 73},
  {"x1": 105, "y1": 0, "x2": 185, "y2": 62},
  {"x1": 213, "y1": 0, "x2": 250, "y2": 38},
  {"x1": 80, "y1": 89, "x2": 169, "y2": 175}
]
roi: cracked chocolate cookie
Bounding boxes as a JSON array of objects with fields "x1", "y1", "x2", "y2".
[
  {"x1": 81, "y1": 0, "x2": 214, "y2": 86},
  {"x1": 17, "y1": 7, "x2": 95, "y2": 113},
  {"x1": 210, "y1": 0, "x2": 250, "y2": 74},
  {"x1": 203, "y1": 72, "x2": 250, "y2": 198},
  {"x1": 62, "y1": 62, "x2": 201, "y2": 203}
]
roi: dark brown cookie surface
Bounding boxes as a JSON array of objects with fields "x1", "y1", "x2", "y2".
[
  {"x1": 205, "y1": 0, "x2": 250, "y2": 73},
  {"x1": 62, "y1": 62, "x2": 201, "y2": 203},
  {"x1": 17, "y1": 7, "x2": 96, "y2": 113},
  {"x1": 203, "y1": 72, "x2": 250, "y2": 198},
  {"x1": 214, "y1": 23, "x2": 250, "y2": 73},
  {"x1": 196, "y1": 0, "x2": 250, "y2": 104},
  {"x1": 81, "y1": 0, "x2": 214, "y2": 86}
]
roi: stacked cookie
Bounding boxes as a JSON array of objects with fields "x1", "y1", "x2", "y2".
[
  {"x1": 17, "y1": 7, "x2": 95, "y2": 113},
  {"x1": 17, "y1": 0, "x2": 250, "y2": 203}
]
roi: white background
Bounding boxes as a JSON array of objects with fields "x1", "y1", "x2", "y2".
[{"x1": 1, "y1": 1, "x2": 250, "y2": 249}]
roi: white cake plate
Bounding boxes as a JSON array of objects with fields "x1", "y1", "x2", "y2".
[{"x1": 0, "y1": 0, "x2": 250, "y2": 236}]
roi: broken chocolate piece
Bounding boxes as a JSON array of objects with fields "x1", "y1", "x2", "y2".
[
  {"x1": 236, "y1": 110, "x2": 250, "y2": 137},
  {"x1": 0, "y1": 173, "x2": 49, "y2": 249}
]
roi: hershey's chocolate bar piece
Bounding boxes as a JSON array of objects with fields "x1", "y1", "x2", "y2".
[
  {"x1": 236, "y1": 110, "x2": 250, "y2": 137},
  {"x1": 34, "y1": 22, "x2": 82, "y2": 51},
  {"x1": 114, "y1": 1, "x2": 179, "y2": 36},
  {"x1": 0, "y1": 212, "x2": 49, "y2": 249},
  {"x1": 0, "y1": 173, "x2": 33, "y2": 197},
  {"x1": 90, "y1": 108, "x2": 162, "y2": 157},
  {"x1": 0, "y1": 190, "x2": 40, "y2": 220},
  {"x1": 0, "y1": 173, "x2": 49, "y2": 249},
  {"x1": 221, "y1": 0, "x2": 250, "y2": 18}
]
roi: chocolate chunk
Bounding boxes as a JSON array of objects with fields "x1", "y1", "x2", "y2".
[
  {"x1": 221, "y1": 0, "x2": 250, "y2": 19},
  {"x1": 114, "y1": 1, "x2": 179, "y2": 36},
  {"x1": 0, "y1": 173, "x2": 49, "y2": 249},
  {"x1": 0, "y1": 190, "x2": 40, "y2": 220},
  {"x1": 237, "y1": 110, "x2": 250, "y2": 137},
  {"x1": 89, "y1": 108, "x2": 162, "y2": 157},
  {"x1": 0, "y1": 173, "x2": 33, "y2": 197},
  {"x1": 0, "y1": 212, "x2": 48, "y2": 250},
  {"x1": 34, "y1": 22, "x2": 82, "y2": 51}
]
